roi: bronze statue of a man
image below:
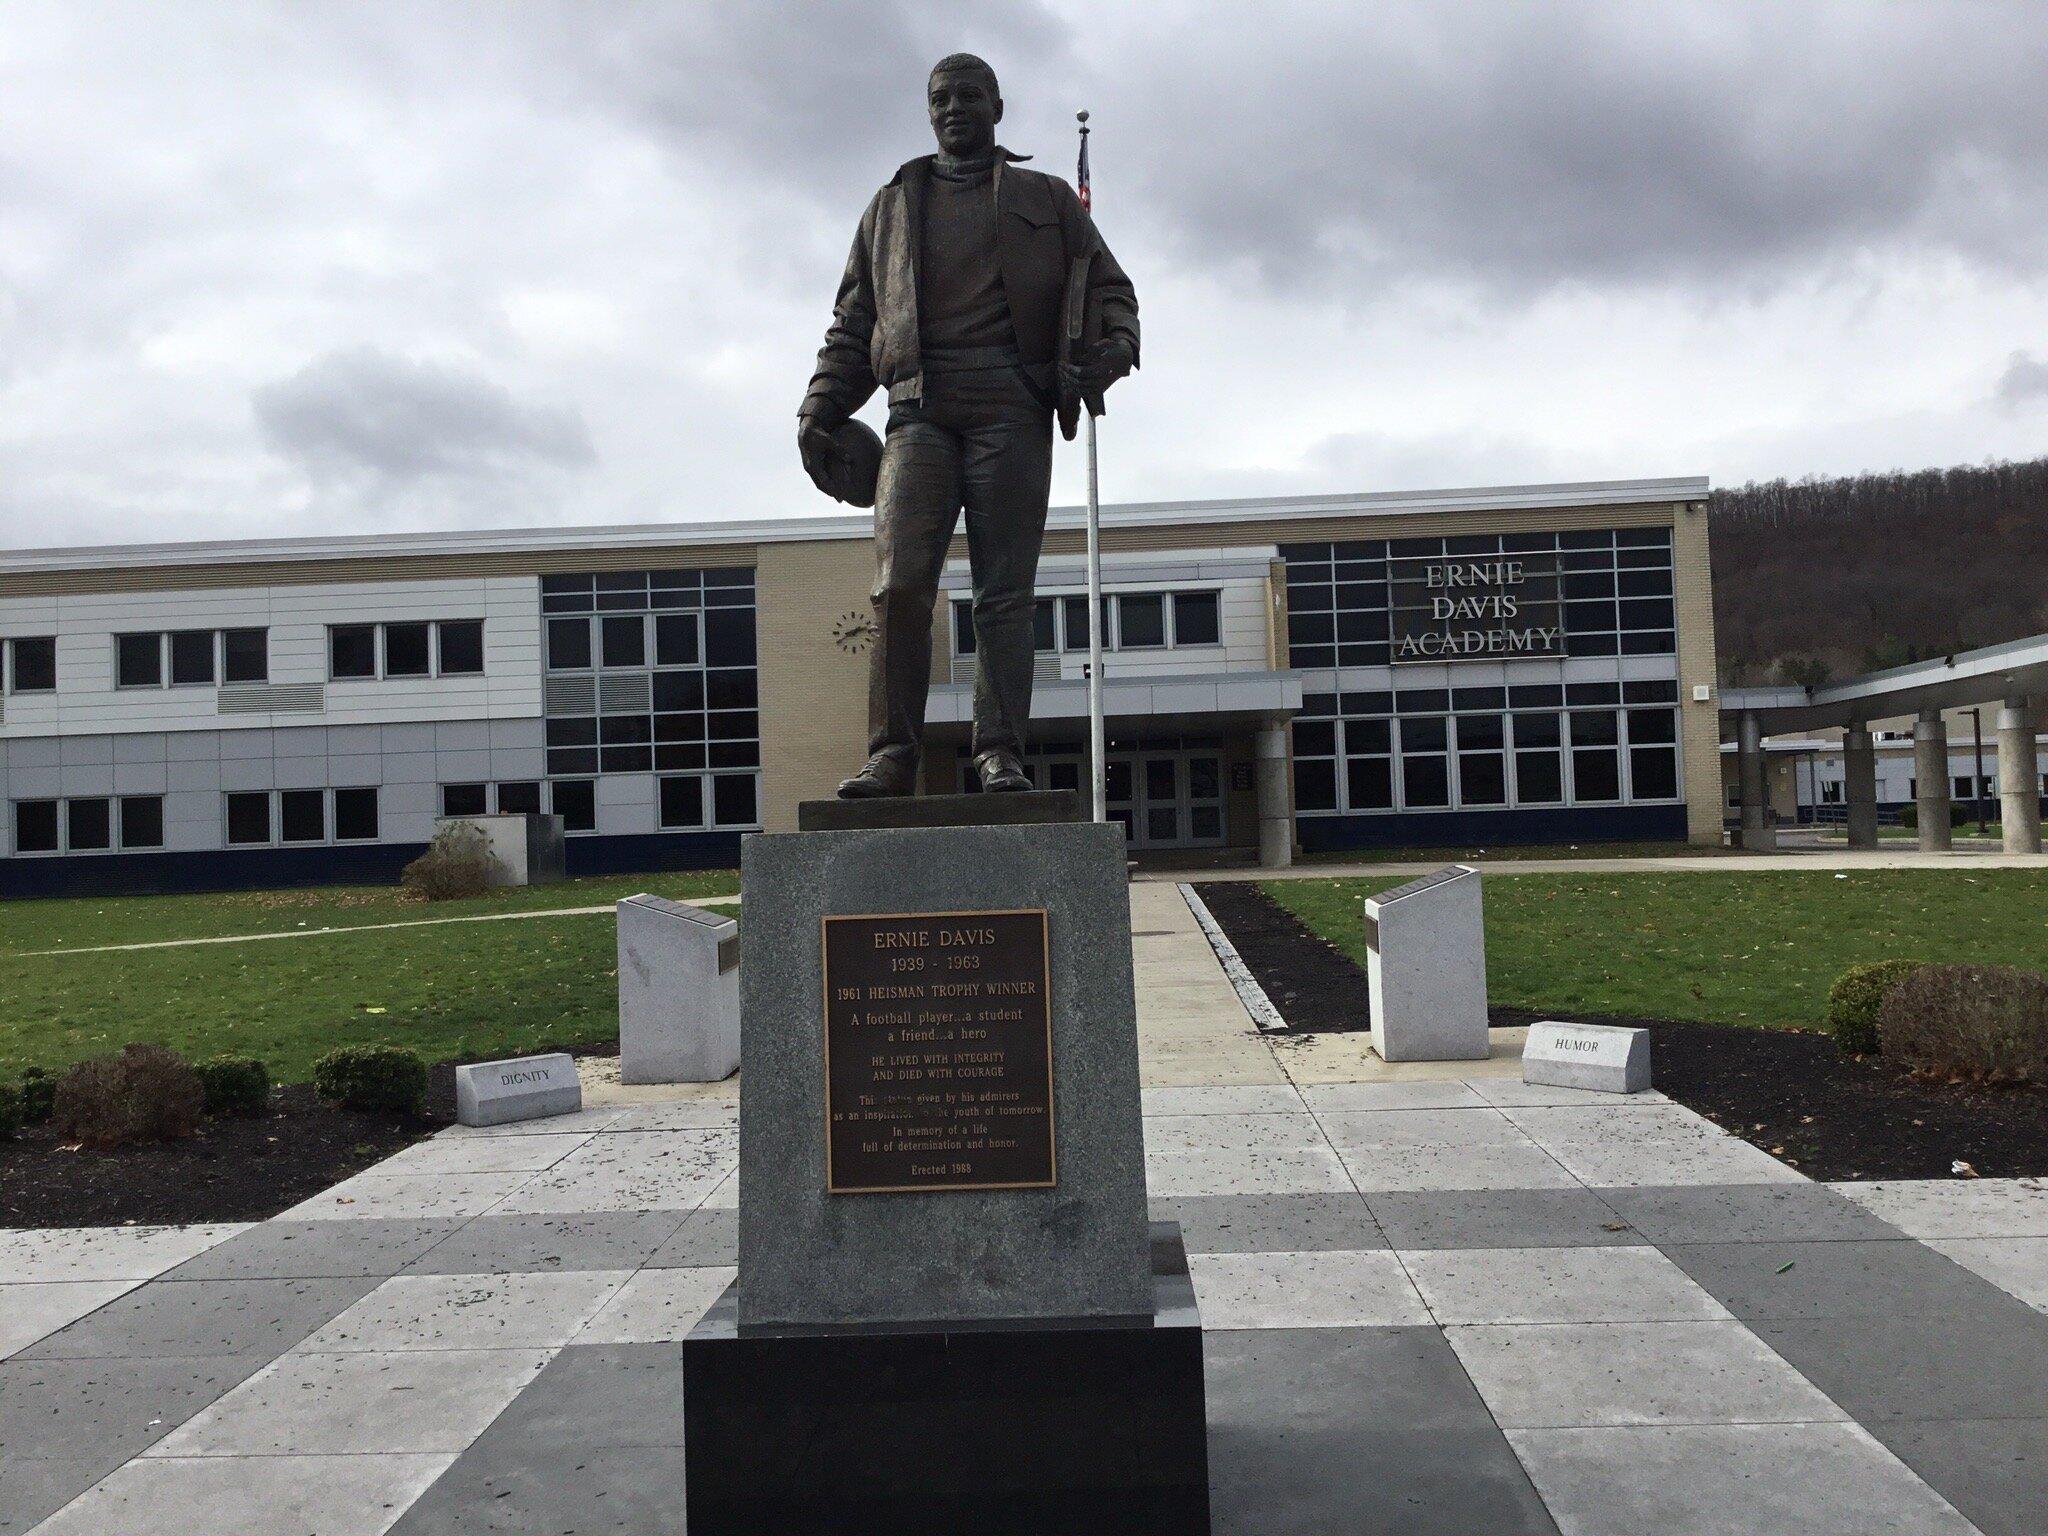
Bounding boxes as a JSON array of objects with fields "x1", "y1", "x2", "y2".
[{"x1": 799, "y1": 53, "x2": 1139, "y2": 797}]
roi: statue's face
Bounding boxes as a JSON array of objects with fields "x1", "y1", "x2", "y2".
[{"x1": 927, "y1": 68, "x2": 1001, "y2": 158}]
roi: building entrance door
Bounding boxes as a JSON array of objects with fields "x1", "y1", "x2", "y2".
[{"x1": 1105, "y1": 750, "x2": 1227, "y2": 849}]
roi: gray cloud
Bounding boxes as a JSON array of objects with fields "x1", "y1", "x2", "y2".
[
  {"x1": 254, "y1": 347, "x2": 594, "y2": 494},
  {"x1": 1995, "y1": 350, "x2": 2048, "y2": 410}
]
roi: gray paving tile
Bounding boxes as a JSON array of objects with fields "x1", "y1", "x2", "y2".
[
  {"x1": 642, "y1": 1208, "x2": 737, "y2": 1268},
  {"x1": 1191, "y1": 1250, "x2": 1430, "y2": 1329},
  {"x1": 1666, "y1": 1239, "x2": 2002, "y2": 1320},
  {"x1": 1404, "y1": 1247, "x2": 1729, "y2": 1325},
  {"x1": 1507, "y1": 1423, "x2": 1978, "y2": 1536},
  {"x1": 0, "y1": 1282, "x2": 138, "y2": 1358},
  {"x1": 1205, "y1": 1327, "x2": 1560, "y2": 1534},
  {"x1": 1880, "y1": 1417, "x2": 2048, "y2": 1536},
  {"x1": 28, "y1": 1450, "x2": 458, "y2": 1536},
  {"x1": 1149, "y1": 1193, "x2": 1385, "y2": 1253},
  {"x1": 386, "y1": 1441, "x2": 689, "y2": 1535},
  {"x1": 1368, "y1": 1188, "x2": 1647, "y2": 1250},
  {"x1": 1927, "y1": 1237, "x2": 2048, "y2": 1311},
  {"x1": 1594, "y1": 1183, "x2": 1901, "y2": 1244},
  {"x1": 0, "y1": 1457, "x2": 119, "y2": 1536},
  {"x1": 295, "y1": 1271, "x2": 627, "y2": 1352},
  {"x1": 575, "y1": 1268, "x2": 734, "y2": 1344},
  {"x1": 401, "y1": 1212, "x2": 687, "y2": 1276},
  {"x1": 0, "y1": 1354, "x2": 268, "y2": 1460},
  {"x1": 162, "y1": 1220, "x2": 462, "y2": 1280},
  {"x1": 1755, "y1": 1307, "x2": 2048, "y2": 1422},
  {"x1": 466, "y1": 1343, "x2": 688, "y2": 1451},
  {"x1": 18, "y1": 1276, "x2": 377, "y2": 1359}
]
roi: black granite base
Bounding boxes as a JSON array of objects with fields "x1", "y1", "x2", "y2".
[
  {"x1": 797, "y1": 789, "x2": 1080, "y2": 832},
  {"x1": 684, "y1": 1222, "x2": 1211, "y2": 1534}
]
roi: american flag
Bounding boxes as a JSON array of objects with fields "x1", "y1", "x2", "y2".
[{"x1": 1076, "y1": 112, "x2": 1091, "y2": 212}]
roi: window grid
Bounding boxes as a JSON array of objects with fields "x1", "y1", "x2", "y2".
[
  {"x1": 222, "y1": 788, "x2": 380, "y2": 847},
  {"x1": 952, "y1": 588, "x2": 1225, "y2": 657},
  {"x1": 10, "y1": 794, "x2": 166, "y2": 856},
  {"x1": 3, "y1": 636, "x2": 57, "y2": 694},
  {"x1": 111, "y1": 629, "x2": 269, "y2": 689},
  {"x1": 328, "y1": 620, "x2": 485, "y2": 681}
]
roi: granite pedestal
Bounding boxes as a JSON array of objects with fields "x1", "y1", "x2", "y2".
[
  {"x1": 1365, "y1": 864, "x2": 1490, "y2": 1062},
  {"x1": 615, "y1": 893, "x2": 739, "y2": 1083},
  {"x1": 432, "y1": 812, "x2": 564, "y2": 886}
]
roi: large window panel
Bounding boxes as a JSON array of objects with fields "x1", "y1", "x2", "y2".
[
  {"x1": 120, "y1": 795, "x2": 165, "y2": 849},
  {"x1": 1293, "y1": 758, "x2": 1338, "y2": 813},
  {"x1": 437, "y1": 620, "x2": 485, "y2": 675},
  {"x1": 279, "y1": 789, "x2": 326, "y2": 843},
  {"x1": 550, "y1": 779, "x2": 596, "y2": 833},
  {"x1": 547, "y1": 617, "x2": 593, "y2": 670},
  {"x1": 1172, "y1": 591, "x2": 1220, "y2": 646},
  {"x1": 384, "y1": 623, "x2": 431, "y2": 677},
  {"x1": 659, "y1": 774, "x2": 705, "y2": 828},
  {"x1": 333, "y1": 787, "x2": 380, "y2": 841},
  {"x1": 9, "y1": 636, "x2": 56, "y2": 692},
  {"x1": 1117, "y1": 593, "x2": 1166, "y2": 648},
  {"x1": 712, "y1": 773, "x2": 758, "y2": 827},
  {"x1": 601, "y1": 615, "x2": 646, "y2": 668},
  {"x1": 330, "y1": 625, "x2": 377, "y2": 680},
  {"x1": 655, "y1": 613, "x2": 699, "y2": 666},
  {"x1": 169, "y1": 630, "x2": 215, "y2": 686},
  {"x1": 1402, "y1": 754, "x2": 1450, "y2": 808},
  {"x1": 15, "y1": 800, "x2": 59, "y2": 853},
  {"x1": 67, "y1": 798, "x2": 112, "y2": 851},
  {"x1": 1346, "y1": 757, "x2": 1394, "y2": 810},
  {"x1": 226, "y1": 791, "x2": 272, "y2": 845},
  {"x1": 116, "y1": 633, "x2": 163, "y2": 688},
  {"x1": 222, "y1": 628, "x2": 268, "y2": 683}
]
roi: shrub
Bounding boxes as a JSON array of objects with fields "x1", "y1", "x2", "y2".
[
  {"x1": 17, "y1": 1065, "x2": 56, "y2": 1125},
  {"x1": 0, "y1": 1081, "x2": 19, "y2": 1138},
  {"x1": 195, "y1": 1054, "x2": 271, "y2": 1118},
  {"x1": 313, "y1": 1044, "x2": 428, "y2": 1115},
  {"x1": 400, "y1": 821, "x2": 501, "y2": 902},
  {"x1": 1878, "y1": 964, "x2": 2048, "y2": 1083},
  {"x1": 51, "y1": 1043, "x2": 206, "y2": 1148},
  {"x1": 1826, "y1": 960, "x2": 1924, "y2": 1055}
]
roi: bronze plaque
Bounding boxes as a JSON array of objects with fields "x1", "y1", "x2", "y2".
[{"x1": 822, "y1": 908, "x2": 1055, "y2": 1195}]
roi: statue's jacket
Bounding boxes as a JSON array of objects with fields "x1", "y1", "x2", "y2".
[{"x1": 802, "y1": 149, "x2": 1140, "y2": 442}]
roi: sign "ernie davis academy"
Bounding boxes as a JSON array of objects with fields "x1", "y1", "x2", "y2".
[{"x1": 1392, "y1": 556, "x2": 1566, "y2": 662}]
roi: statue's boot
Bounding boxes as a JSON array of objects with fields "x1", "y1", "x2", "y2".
[
  {"x1": 974, "y1": 749, "x2": 1033, "y2": 794},
  {"x1": 836, "y1": 754, "x2": 918, "y2": 799}
]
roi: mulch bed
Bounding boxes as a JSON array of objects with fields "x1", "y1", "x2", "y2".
[
  {"x1": 0, "y1": 1065, "x2": 469, "y2": 1229},
  {"x1": 1202, "y1": 880, "x2": 2048, "y2": 1182}
]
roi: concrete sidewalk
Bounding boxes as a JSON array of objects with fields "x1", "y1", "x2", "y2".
[
  {"x1": 6, "y1": 882, "x2": 2046, "y2": 1534},
  {"x1": 1166, "y1": 847, "x2": 2048, "y2": 880}
]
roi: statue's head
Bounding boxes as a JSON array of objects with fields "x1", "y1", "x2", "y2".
[{"x1": 927, "y1": 53, "x2": 1001, "y2": 159}]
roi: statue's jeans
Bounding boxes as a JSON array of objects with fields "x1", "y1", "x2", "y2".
[{"x1": 868, "y1": 367, "x2": 1055, "y2": 769}]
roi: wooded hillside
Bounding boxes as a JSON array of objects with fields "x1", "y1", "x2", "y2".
[{"x1": 1709, "y1": 456, "x2": 2048, "y2": 686}]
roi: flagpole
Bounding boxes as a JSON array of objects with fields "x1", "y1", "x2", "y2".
[{"x1": 1078, "y1": 109, "x2": 1107, "y2": 827}]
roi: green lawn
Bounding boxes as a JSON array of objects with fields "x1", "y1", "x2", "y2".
[
  {"x1": 0, "y1": 871, "x2": 738, "y2": 1082},
  {"x1": 1264, "y1": 869, "x2": 2048, "y2": 1029}
]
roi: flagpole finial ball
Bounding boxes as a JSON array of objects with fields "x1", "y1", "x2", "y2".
[{"x1": 1077, "y1": 109, "x2": 1089, "y2": 125}]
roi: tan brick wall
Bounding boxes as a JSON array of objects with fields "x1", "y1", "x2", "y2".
[
  {"x1": 754, "y1": 538, "x2": 876, "y2": 831},
  {"x1": 1670, "y1": 498, "x2": 1723, "y2": 845}
]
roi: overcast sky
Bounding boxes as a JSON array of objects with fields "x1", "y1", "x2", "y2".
[{"x1": 5, "y1": 0, "x2": 2047, "y2": 550}]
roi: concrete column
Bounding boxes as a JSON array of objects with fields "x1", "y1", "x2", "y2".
[
  {"x1": 1998, "y1": 697, "x2": 2043, "y2": 854},
  {"x1": 1914, "y1": 706, "x2": 1952, "y2": 851},
  {"x1": 1736, "y1": 713, "x2": 1774, "y2": 851},
  {"x1": 1843, "y1": 723, "x2": 1878, "y2": 849},
  {"x1": 1254, "y1": 718, "x2": 1294, "y2": 869}
]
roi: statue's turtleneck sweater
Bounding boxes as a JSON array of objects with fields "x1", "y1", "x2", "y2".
[{"x1": 920, "y1": 147, "x2": 1017, "y2": 364}]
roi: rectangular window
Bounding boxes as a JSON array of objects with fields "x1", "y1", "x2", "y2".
[
  {"x1": 952, "y1": 601, "x2": 977, "y2": 656},
  {"x1": 659, "y1": 774, "x2": 705, "y2": 828},
  {"x1": 601, "y1": 615, "x2": 646, "y2": 668},
  {"x1": 1172, "y1": 591, "x2": 1221, "y2": 646},
  {"x1": 1630, "y1": 748, "x2": 1678, "y2": 800},
  {"x1": 437, "y1": 620, "x2": 484, "y2": 675},
  {"x1": 226, "y1": 791, "x2": 272, "y2": 845},
  {"x1": 333, "y1": 787, "x2": 379, "y2": 841},
  {"x1": 1402, "y1": 755, "x2": 1451, "y2": 808},
  {"x1": 279, "y1": 789, "x2": 326, "y2": 843},
  {"x1": 495, "y1": 781, "x2": 542, "y2": 816},
  {"x1": 550, "y1": 779, "x2": 596, "y2": 833},
  {"x1": 330, "y1": 625, "x2": 377, "y2": 679},
  {"x1": 1032, "y1": 598, "x2": 1057, "y2": 652},
  {"x1": 441, "y1": 783, "x2": 489, "y2": 817},
  {"x1": 383, "y1": 622, "x2": 431, "y2": 678},
  {"x1": 712, "y1": 773, "x2": 758, "y2": 827},
  {"x1": 119, "y1": 795, "x2": 165, "y2": 849},
  {"x1": 1061, "y1": 595, "x2": 1091, "y2": 651},
  {"x1": 1346, "y1": 757, "x2": 1394, "y2": 810},
  {"x1": 169, "y1": 630, "x2": 216, "y2": 686},
  {"x1": 1515, "y1": 750, "x2": 1564, "y2": 804},
  {"x1": 547, "y1": 617, "x2": 593, "y2": 670},
  {"x1": 14, "y1": 800, "x2": 58, "y2": 853},
  {"x1": 654, "y1": 613, "x2": 698, "y2": 666},
  {"x1": 116, "y1": 633, "x2": 163, "y2": 688},
  {"x1": 8, "y1": 636, "x2": 57, "y2": 692},
  {"x1": 1117, "y1": 593, "x2": 1166, "y2": 648},
  {"x1": 221, "y1": 628, "x2": 268, "y2": 683},
  {"x1": 67, "y1": 797, "x2": 112, "y2": 851}
]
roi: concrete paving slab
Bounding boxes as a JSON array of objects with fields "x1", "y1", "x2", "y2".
[
  {"x1": 1140, "y1": 1084, "x2": 1306, "y2": 1115},
  {"x1": 1448, "y1": 1321, "x2": 1850, "y2": 1428},
  {"x1": 1754, "y1": 1308, "x2": 2048, "y2": 1422},
  {"x1": 1145, "y1": 1142, "x2": 1355, "y2": 1197},
  {"x1": 0, "y1": 1225, "x2": 246, "y2": 1284},
  {"x1": 26, "y1": 1450, "x2": 457, "y2": 1536},
  {"x1": 1507, "y1": 1423, "x2": 1978, "y2": 1536},
  {"x1": 486, "y1": 1129, "x2": 734, "y2": 1214},
  {"x1": 460, "y1": 1342, "x2": 689, "y2": 1451},
  {"x1": 434, "y1": 1105, "x2": 624, "y2": 1137},
  {"x1": 1148, "y1": 1193, "x2": 1386, "y2": 1253},
  {"x1": 696, "y1": 1169, "x2": 739, "y2": 1208},
  {"x1": 18, "y1": 1276, "x2": 377, "y2": 1361},
  {"x1": 277, "y1": 1172, "x2": 529, "y2": 1222},
  {"x1": 1301, "y1": 1080, "x2": 1493, "y2": 1112},
  {"x1": 293, "y1": 1271, "x2": 630, "y2": 1354},
  {"x1": 1467, "y1": 1079, "x2": 1669, "y2": 1109},
  {"x1": 1335, "y1": 1139, "x2": 1582, "y2": 1193},
  {"x1": 572, "y1": 1265, "x2": 734, "y2": 1343},
  {"x1": 0, "y1": 1354, "x2": 269, "y2": 1461},
  {"x1": 1367, "y1": 1188, "x2": 1647, "y2": 1250},
  {"x1": 1880, "y1": 1417, "x2": 2048, "y2": 1536},
  {"x1": 1597, "y1": 1183, "x2": 1900, "y2": 1244},
  {"x1": 1927, "y1": 1237, "x2": 2048, "y2": 1312},
  {"x1": 1500, "y1": 1104, "x2": 1725, "y2": 1142},
  {"x1": 383, "y1": 1441, "x2": 690, "y2": 1536},
  {"x1": 1273, "y1": 1027, "x2": 1529, "y2": 1084},
  {"x1": 160, "y1": 1220, "x2": 463, "y2": 1281},
  {"x1": 1206, "y1": 1327, "x2": 1560, "y2": 1536},
  {"x1": 1318, "y1": 1107, "x2": 1528, "y2": 1149},
  {"x1": 0, "y1": 1281, "x2": 138, "y2": 1359},
  {"x1": 1189, "y1": 1250, "x2": 1430, "y2": 1329},
  {"x1": 0, "y1": 1457, "x2": 119, "y2": 1536},
  {"x1": 600, "y1": 1101, "x2": 738, "y2": 1132},
  {"x1": 1666, "y1": 1239, "x2": 2001, "y2": 1320},
  {"x1": 368, "y1": 1132, "x2": 592, "y2": 1177},
  {"x1": 641, "y1": 1208, "x2": 737, "y2": 1268},
  {"x1": 399, "y1": 1212, "x2": 687, "y2": 1276},
  {"x1": 1537, "y1": 1133, "x2": 1806, "y2": 1187},
  {"x1": 147, "y1": 1348, "x2": 552, "y2": 1457},
  {"x1": 1404, "y1": 1246, "x2": 1732, "y2": 1325},
  {"x1": 1144, "y1": 1111, "x2": 1332, "y2": 1155},
  {"x1": 1835, "y1": 1178, "x2": 2048, "y2": 1239}
]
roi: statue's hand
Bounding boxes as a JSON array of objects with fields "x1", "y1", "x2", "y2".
[
  {"x1": 1059, "y1": 337, "x2": 1135, "y2": 402},
  {"x1": 798, "y1": 414, "x2": 842, "y2": 496}
]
